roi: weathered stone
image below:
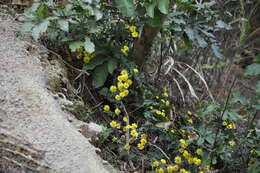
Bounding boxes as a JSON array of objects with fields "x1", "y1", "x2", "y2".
[{"x1": 0, "y1": 13, "x2": 116, "y2": 173}]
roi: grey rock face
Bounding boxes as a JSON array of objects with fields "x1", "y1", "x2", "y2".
[{"x1": 0, "y1": 14, "x2": 112, "y2": 173}]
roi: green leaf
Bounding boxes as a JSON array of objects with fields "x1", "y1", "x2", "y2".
[
  {"x1": 115, "y1": 0, "x2": 136, "y2": 17},
  {"x1": 157, "y1": 0, "x2": 169, "y2": 14},
  {"x1": 244, "y1": 64, "x2": 260, "y2": 76},
  {"x1": 84, "y1": 37, "x2": 95, "y2": 53},
  {"x1": 145, "y1": 1, "x2": 157, "y2": 18},
  {"x1": 32, "y1": 20, "x2": 50, "y2": 40},
  {"x1": 256, "y1": 80, "x2": 260, "y2": 93},
  {"x1": 107, "y1": 59, "x2": 118, "y2": 74},
  {"x1": 69, "y1": 41, "x2": 84, "y2": 52},
  {"x1": 227, "y1": 110, "x2": 243, "y2": 121},
  {"x1": 83, "y1": 56, "x2": 107, "y2": 70},
  {"x1": 20, "y1": 23, "x2": 34, "y2": 32},
  {"x1": 211, "y1": 44, "x2": 223, "y2": 59},
  {"x1": 92, "y1": 63, "x2": 109, "y2": 88},
  {"x1": 58, "y1": 19, "x2": 69, "y2": 32}
]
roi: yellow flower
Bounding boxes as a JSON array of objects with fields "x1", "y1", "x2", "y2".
[
  {"x1": 131, "y1": 123, "x2": 138, "y2": 129},
  {"x1": 133, "y1": 68, "x2": 139, "y2": 73},
  {"x1": 131, "y1": 31, "x2": 139, "y2": 38},
  {"x1": 172, "y1": 165, "x2": 179, "y2": 171},
  {"x1": 124, "y1": 24, "x2": 130, "y2": 29},
  {"x1": 130, "y1": 129, "x2": 138, "y2": 137},
  {"x1": 103, "y1": 105, "x2": 110, "y2": 111},
  {"x1": 187, "y1": 111, "x2": 192, "y2": 115},
  {"x1": 156, "y1": 96, "x2": 159, "y2": 99},
  {"x1": 121, "y1": 45, "x2": 129, "y2": 55},
  {"x1": 109, "y1": 85, "x2": 117, "y2": 92},
  {"x1": 205, "y1": 165, "x2": 211, "y2": 171},
  {"x1": 129, "y1": 25, "x2": 136, "y2": 32},
  {"x1": 222, "y1": 121, "x2": 228, "y2": 126},
  {"x1": 126, "y1": 79, "x2": 133, "y2": 85},
  {"x1": 174, "y1": 156, "x2": 182, "y2": 164},
  {"x1": 163, "y1": 92, "x2": 169, "y2": 97},
  {"x1": 149, "y1": 106, "x2": 153, "y2": 109},
  {"x1": 187, "y1": 119, "x2": 193, "y2": 124},
  {"x1": 137, "y1": 143, "x2": 144, "y2": 150},
  {"x1": 83, "y1": 56, "x2": 91, "y2": 63},
  {"x1": 161, "y1": 159, "x2": 166, "y2": 164},
  {"x1": 141, "y1": 134, "x2": 147, "y2": 139},
  {"x1": 183, "y1": 150, "x2": 190, "y2": 159},
  {"x1": 152, "y1": 160, "x2": 160, "y2": 167},
  {"x1": 110, "y1": 120, "x2": 120, "y2": 129},
  {"x1": 196, "y1": 148, "x2": 203, "y2": 155},
  {"x1": 156, "y1": 110, "x2": 162, "y2": 115},
  {"x1": 193, "y1": 157, "x2": 202, "y2": 166},
  {"x1": 121, "y1": 70, "x2": 128, "y2": 75},
  {"x1": 228, "y1": 140, "x2": 236, "y2": 146},
  {"x1": 140, "y1": 138, "x2": 147, "y2": 145},
  {"x1": 199, "y1": 171, "x2": 204, "y2": 173},
  {"x1": 155, "y1": 168, "x2": 164, "y2": 173},
  {"x1": 161, "y1": 99, "x2": 165, "y2": 103},
  {"x1": 180, "y1": 168, "x2": 189, "y2": 173},
  {"x1": 117, "y1": 82, "x2": 124, "y2": 90},
  {"x1": 115, "y1": 108, "x2": 121, "y2": 115},
  {"x1": 165, "y1": 101, "x2": 170, "y2": 106},
  {"x1": 115, "y1": 94, "x2": 121, "y2": 100},
  {"x1": 121, "y1": 74, "x2": 128, "y2": 81},
  {"x1": 123, "y1": 82, "x2": 130, "y2": 89},
  {"x1": 161, "y1": 112, "x2": 166, "y2": 117},
  {"x1": 123, "y1": 116, "x2": 128, "y2": 122},
  {"x1": 179, "y1": 139, "x2": 186, "y2": 144},
  {"x1": 123, "y1": 144, "x2": 130, "y2": 150}
]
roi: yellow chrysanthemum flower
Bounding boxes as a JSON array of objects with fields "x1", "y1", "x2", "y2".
[
  {"x1": 115, "y1": 108, "x2": 121, "y2": 115},
  {"x1": 129, "y1": 25, "x2": 136, "y2": 32},
  {"x1": 152, "y1": 160, "x2": 160, "y2": 167},
  {"x1": 109, "y1": 85, "x2": 117, "y2": 92},
  {"x1": 131, "y1": 31, "x2": 139, "y2": 38},
  {"x1": 133, "y1": 68, "x2": 139, "y2": 73},
  {"x1": 196, "y1": 148, "x2": 203, "y2": 155},
  {"x1": 103, "y1": 105, "x2": 110, "y2": 111},
  {"x1": 228, "y1": 140, "x2": 236, "y2": 146},
  {"x1": 174, "y1": 156, "x2": 182, "y2": 164},
  {"x1": 160, "y1": 159, "x2": 166, "y2": 164}
]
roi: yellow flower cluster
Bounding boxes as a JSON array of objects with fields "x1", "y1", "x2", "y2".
[
  {"x1": 123, "y1": 144, "x2": 130, "y2": 150},
  {"x1": 121, "y1": 45, "x2": 129, "y2": 55},
  {"x1": 180, "y1": 168, "x2": 190, "y2": 173},
  {"x1": 110, "y1": 70, "x2": 132, "y2": 101},
  {"x1": 179, "y1": 139, "x2": 188, "y2": 149},
  {"x1": 76, "y1": 47, "x2": 96, "y2": 63},
  {"x1": 167, "y1": 165, "x2": 179, "y2": 172},
  {"x1": 110, "y1": 120, "x2": 120, "y2": 129},
  {"x1": 156, "y1": 109, "x2": 166, "y2": 117},
  {"x1": 174, "y1": 156, "x2": 182, "y2": 164},
  {"x1": 125, "y1": 24, "x2": 139, "y2": 38},
  {"x1": 222, "y1": 121, "x2": 236, "y2": 129},
  {"x1": 137, "y1": 134, "x2": 147, "y2": 150},
  {"x1": 228, "y1": 140, "x2": 236, "y2": 146}
]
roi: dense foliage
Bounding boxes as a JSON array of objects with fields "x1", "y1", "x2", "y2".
[{"x1": 21, "y1": 0, "x2": 259, "y2": 172}]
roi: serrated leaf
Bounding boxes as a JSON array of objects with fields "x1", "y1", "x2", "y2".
[
  {"x1": 145, "y1": 1, "x2": 157, "y2": 18},
  {"x1": 211, "y1": 44, "x2": 223, "y2": 59},
  {"x1": 107, "y1": 59, "x2": 118, "y2": 74},
  {"x1": 69, "y1": 41, "x2": 84, "y2": 52},
  {"x1": 83, "y1": 56, "x2": 107, "y2": 70},
  {"x1": 32, "y1": 20, "x2": 50, "y2": 40},
  {"x1": 58, "y1": 19, "x2": 69, "y2": 32},
  {"x1": 92, "y1": 63, "x2": 109, "y2": 88},
  {"x1": 157, "y1": 0, "x2": 169, "y2": 14},
  {"x1": 115, "y1": 0, "x2": 135, "y2": 17},
  {"x1": 84, "y1": 37, "x2": 95, "y2": 53},
  {"x1": 20, "y1": 23, "x2": 34, "y2": 32},
  {"x1": 244, "y1": 64, "x2": 260, "y2": 76}
]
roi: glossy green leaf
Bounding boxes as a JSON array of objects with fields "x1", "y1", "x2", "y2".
[
  {"x1": 69, "y1": 41, "x2": 84, "y2": 52},
  {"x1": 84, "y1": 37, "x2": 95, "y2": 53},
  {"x1": 244, "y1": 64, "x2": 260, "y2": 76},
  {"x1": 115, "y1": 0, "x2": 136, "y2": 17},
  {"x1": 32, "y1": 20, "x2": 50, "y2": 40},
  {"x1": 92, "y1": 63, "x2": 109, "y2": 88},
  {"x1": 157, "y1": 0, "x2": 169, "y2": 14},
  {"x1": 83, "y1": 56, "x2": 107, "y2": 70},
  {"x1": 107, "y1": 59, "x2": 118, "y2": 74},
  {"x1": 58, "y1": 19, "x2": 69, "y2": 32}
]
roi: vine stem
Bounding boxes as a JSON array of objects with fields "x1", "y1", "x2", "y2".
[
  {"x1": 210, "y1": 77, "x2": 236, "y2": 164},
  {"x1": 148, "y1": 142, "x2": 172, "y2": 164}
]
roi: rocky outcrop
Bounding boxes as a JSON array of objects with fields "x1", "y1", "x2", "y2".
[{"x1": 0, "y1": 11, "x2": 115, "y2": 173}]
